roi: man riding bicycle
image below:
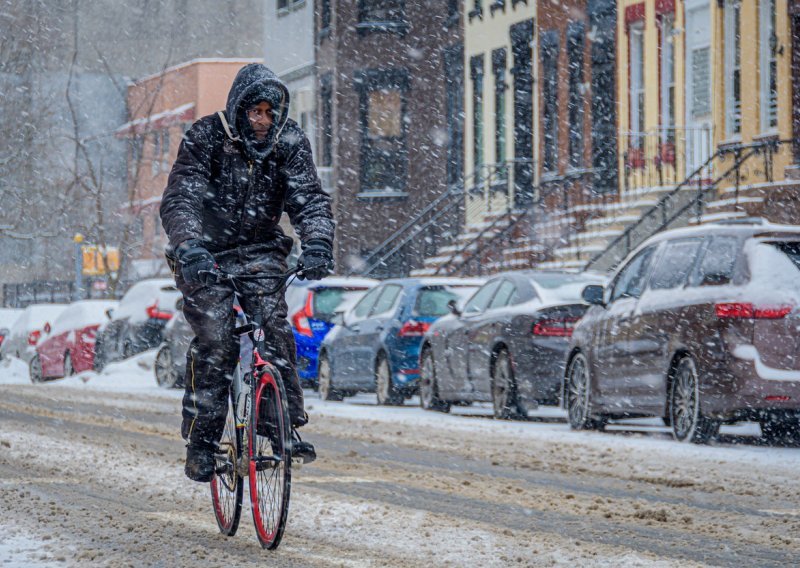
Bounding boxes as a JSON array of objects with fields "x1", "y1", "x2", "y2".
[{"x1": 160, "y1": 63, "x2": 334, "y2": 482}]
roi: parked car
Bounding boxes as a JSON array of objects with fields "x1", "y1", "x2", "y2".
[
  {"x1": 153, "y1": 277, "x2": 310, "y2": 388},
  {"x1": 0, "y1": 303, "x2": 68, "y2": 365},
  {"x1": 290, "y1": 277, "x2": 378, "y2": 387},
  {"x1": 32, "y1": 300, "x2": 119, "y2": 382},
  {"x1": 317, "y1": 278, "x2": 484, "y2": 405},
  {"x1": 419, "y1": 270, "x2": 606, "y2": 418},
  {"x1": 565, "y1": 220, "x2": 800, "y2": 444},
  {"x1": 0, "y1": 308, "x2": 23, "y2": 361},
  {"x1": 94, "y1": 279, "x2": 181, "y2": 370}
]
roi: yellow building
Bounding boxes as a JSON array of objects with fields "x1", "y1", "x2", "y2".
[
  {"x1": 463, "y1": 0, "x2": 535, "y2": 226},
  {"x1": 615, "y1": 0, "x2": 715, "y2": 194},
  {"x1": 705, "y1": 0, "x2": 798, "y2": 223}
]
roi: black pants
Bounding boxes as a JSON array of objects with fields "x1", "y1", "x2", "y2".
[{"x1": 175, "y1": 246, "x2": 305, "y2": 447}]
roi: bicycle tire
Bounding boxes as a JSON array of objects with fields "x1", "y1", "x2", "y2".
[
  {"x1": 249, "y1": 363, "x2": 292, "y2": 549},
  {"x1": 210, "y1": 392, "x2": 243, "y2": 536}
]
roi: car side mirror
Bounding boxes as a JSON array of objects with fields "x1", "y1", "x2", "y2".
[
  {"x1": 175, "y1": 297, "x2": 184, "y2": 311},
  {"x1": 582, "y1": 285, "x2": 606, "y2": 307},
  {"x1": 43, "y1": 322, "x2": 51, "y2": 334},
  {"x1": 447, "y1": 299, "x2": 462, "y2": 317},
  {"x1": 105, "y1": 308, "x2": 114, "y2": 320}
]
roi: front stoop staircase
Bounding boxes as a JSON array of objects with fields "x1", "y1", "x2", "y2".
[{"x1": 410, "y1": 207, "x2": 526, "y2": 276}]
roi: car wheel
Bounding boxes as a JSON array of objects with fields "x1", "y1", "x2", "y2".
[
  {"x1": 375, "y1": 353, "x2": 403, "y2": 406},
  {"x1": 759, "y1": 413, "x2": 800, "y2": 445},
  {"x1": 670, "y1": 356, "x2": 719, "y2": 444},
  {"x1": 63, "y1": 352, "x2": 75, "y2": 377},
  {"x1": 317, "y1": 352, "x2": 344, "y2": 401},
  {"x1": 154, "y1": 345, "x2": 179, "y2": 388},
  {"x1": 565, "y1": 353, "x2": 605, "y2": 430},
  {"x1": 29, "y1": 355, "x2": 43, "y2": 384},
  {"x1": 492, "y1": 350, "x2": 523, "y2": 420},
  {"x1": 419, "y1": 348, "x2": 450, "y2": 413}
]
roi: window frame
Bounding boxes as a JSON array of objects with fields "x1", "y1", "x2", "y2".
[
  {"x1": 567, "y1": 21, "x2": 585, "y2": 169},
  {"x1": 688, "y1": 236, "x2": 742, "y2": 287},
  {"x1": 357, "y1": 0, "x2": 408, "y2": 34},
  {"x1": 660, "y1": 13, "x2": 676, "y2": 143},
  {"x1": 724, "y1": 0, "x2": 742, "y2": 138},
  {"x1": 629, "y1": 21, "x2": 645, "y2": 144},
  {"x1": 759, "y1": 0, "x2": 779, "y2": 133},
  {"x1": 492, "y1": 48, "x2": 508, "y2": 168},
  {"x1": 470, "y1": 54, "x2": 485, "y2": 174},
  {"x1": 488, "y1": 279, "x2": 517, "y2": 310},
  {"x1": 350, "y1": 286, "x2": 383, "y2": 321},
  {"x1": 540, "y1": 30, "x2": 560, "y2": 174},
  {"x1": 355, "y1": 68, "x2": 410, "y2": 195}
]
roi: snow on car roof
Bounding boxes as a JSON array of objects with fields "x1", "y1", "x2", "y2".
[
  {"x1": 0, "y1": 308, "x2": 23, "y2": 331},
  {"x1": 49, "y1": 300, "x2": 120, "y2": 337},
  {"x1": 9, "y1": 304, "x2": 69, "y2": 336},
  {"x1": 115, "y1": 279, "x2": 181, "y2": 322},
  {"x1": 308, "y1": 277, "x2": 379, "y2": 290}
]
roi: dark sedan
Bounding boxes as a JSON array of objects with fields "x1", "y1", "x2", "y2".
[{"x1": 419, "y1": 271, "x2": 605, "y2": 418}]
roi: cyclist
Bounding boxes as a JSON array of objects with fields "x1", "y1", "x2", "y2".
[{"x1": 160, "y1": 63, "x2": 334, "y2": 482}]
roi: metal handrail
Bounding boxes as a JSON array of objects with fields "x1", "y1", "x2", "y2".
[
  {"x1": 584, "y1": 138, "x2": 789, "y2": 271},
  {"x1": 350, "y1": 164, "x2": 493, "y2": 277}
]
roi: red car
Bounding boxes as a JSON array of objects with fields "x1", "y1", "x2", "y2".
[{"x1": 33, "y1": 300, "x2": 118, "y2": 381}]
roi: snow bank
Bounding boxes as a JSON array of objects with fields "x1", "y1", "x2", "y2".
[
  {"x1": 58, "y1": 349, "x2": 163, "y2": 392},
  {"x1": 0, "y1": 356, "x2": 32, "y2": 384}
]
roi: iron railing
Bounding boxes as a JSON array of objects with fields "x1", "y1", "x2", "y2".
[{"x1": 585, "y1": 138, "x2": 790, "y2": 272}]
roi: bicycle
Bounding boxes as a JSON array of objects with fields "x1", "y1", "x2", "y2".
[{"x1": 201, "y1": 265, "x2": 305, "y2": 550}]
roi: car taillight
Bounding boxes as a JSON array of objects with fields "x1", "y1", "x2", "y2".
[
  {"x1": 28, "y1": 330, "x2": 41, "y2": 345},
  {"x1": 146, "y1": 301, "x2": 173, "y2": 320},
  {"x1": 398, "y1": 320, "x2": 430, "y2": 337},
  {"x1": 292, "y1": 292, "x2": 314, "y2": 337},
  {"x1": 715, "y1": 303, "x2": 793, "y2": 320},
  {"x1": 0, "y1": 335, "x2": 5, "y2": 347},
  {"x1": 532, "y1": 317, "x2": 579, "y2": 337}
]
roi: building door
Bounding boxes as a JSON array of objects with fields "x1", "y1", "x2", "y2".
[
  {"x1": 684, "y1": 0, "x2": 713, "y2": 176},
  {"x1": 510, "y1": 19, "x2": 534, "y2": 207}
]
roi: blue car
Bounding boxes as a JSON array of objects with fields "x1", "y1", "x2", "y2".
[
  {"x1": 317, "y1": 278, "x2": 484, "y2": 405},
  {"x1": 289, "y1": 277, "x2": 378, "y2": 387}
]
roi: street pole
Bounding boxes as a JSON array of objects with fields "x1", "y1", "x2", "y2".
[{"x1": 74, "y1": 233, "x2": 84, "y2": 301}]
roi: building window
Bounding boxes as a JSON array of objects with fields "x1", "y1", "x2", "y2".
[
  {"x1": 358, "y1": 0, "x2": 407, "y2": 32},
  {"x1": 470, "y1": 55, "x2": 485, "y2": 174},
  {"x1": 444, "y1": 45, "x2": 464, "y2": 188},
  {"x1": 357, "y1": 69, "x2": 409, "y2": 193},
  {"x1": 724, "y1": 0, "x2": 742, "y2": 137},
  {"x1": 277, "y1": 0, "x2": 303, "y2": 11},
  {"x1": 759, "y1": 0, "x2": 778, "y2": 132},
  {"x1": 320, "y1": 0, "x2": 331, "y2": 33},
  {"x1": 447, "y1": 0, "x2": 459, "y2": 26},
  {"x1": 629, "y1": 21, "x2": 645, "y2": 143},
  {"x1": 541, "y1": 31, "x2": 559, "y2": 174},
  {"x1": 468, "y1": 1, "x2": 484, "y2": 22},
  {"x1": 492, "y1": 48, "x2": 507, "y2": 166},
  {"x1": 589, "y1": 0, "x2": 618, "y2": 194},
  {"x1": 567, "y1": 22, "x2": 585, "y2": 169},
  {"x1": 320, "y1": 74, "x2": 333, "y2": 167},
  {"x1": 510, "y1": 19, "x2": 534, "y2": 204},
  {"x1": 660, "y1": 14, "x2": 676, "y2": 146}
]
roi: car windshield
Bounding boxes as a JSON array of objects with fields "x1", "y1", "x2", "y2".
[
  {"x1": 415, "y1": 286, "x2": 479, "y2": 316},
  {"x1": 313, "y1": 288, "x2": 370, "y2": 320}
]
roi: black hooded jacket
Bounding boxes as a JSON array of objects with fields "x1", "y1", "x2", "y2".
[{"x1": 160, "y1": 64, "x2": 334, "y2": 255}]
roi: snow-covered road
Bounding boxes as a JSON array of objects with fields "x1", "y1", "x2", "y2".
[{"x1": 1, "y1": 353, "x2": 799, "y2": 567}]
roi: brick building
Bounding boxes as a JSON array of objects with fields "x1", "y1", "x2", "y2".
[
  {"x1": 117, "y1": 59, "x2": 261, "y2": 278},
  {"x1": 315, "y1": 0, "x2": 464, "y2": 276}
]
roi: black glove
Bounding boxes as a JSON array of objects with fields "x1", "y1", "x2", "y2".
[
  {"x1": 176, "y1": 239, "x2": 216, "y2": 286},
  {"x1": 297, "y1": 239, "x2": 334, "y2": 281}
]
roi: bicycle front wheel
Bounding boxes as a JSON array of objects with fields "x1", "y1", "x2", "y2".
[
  {"x1": 249, "y1": 364, "x2": 292, "y2": 549},
  {"x1": 210, "y1": 393, "x2": 243, "y2": 536}
]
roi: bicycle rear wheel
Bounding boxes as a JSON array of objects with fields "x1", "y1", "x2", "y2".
[
  {"x1": 249, "y1": 364, "x2": 292, "y2": 549},
  {"x1": 210, "y1": 393, "x2": 243, "y2": 536}
]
